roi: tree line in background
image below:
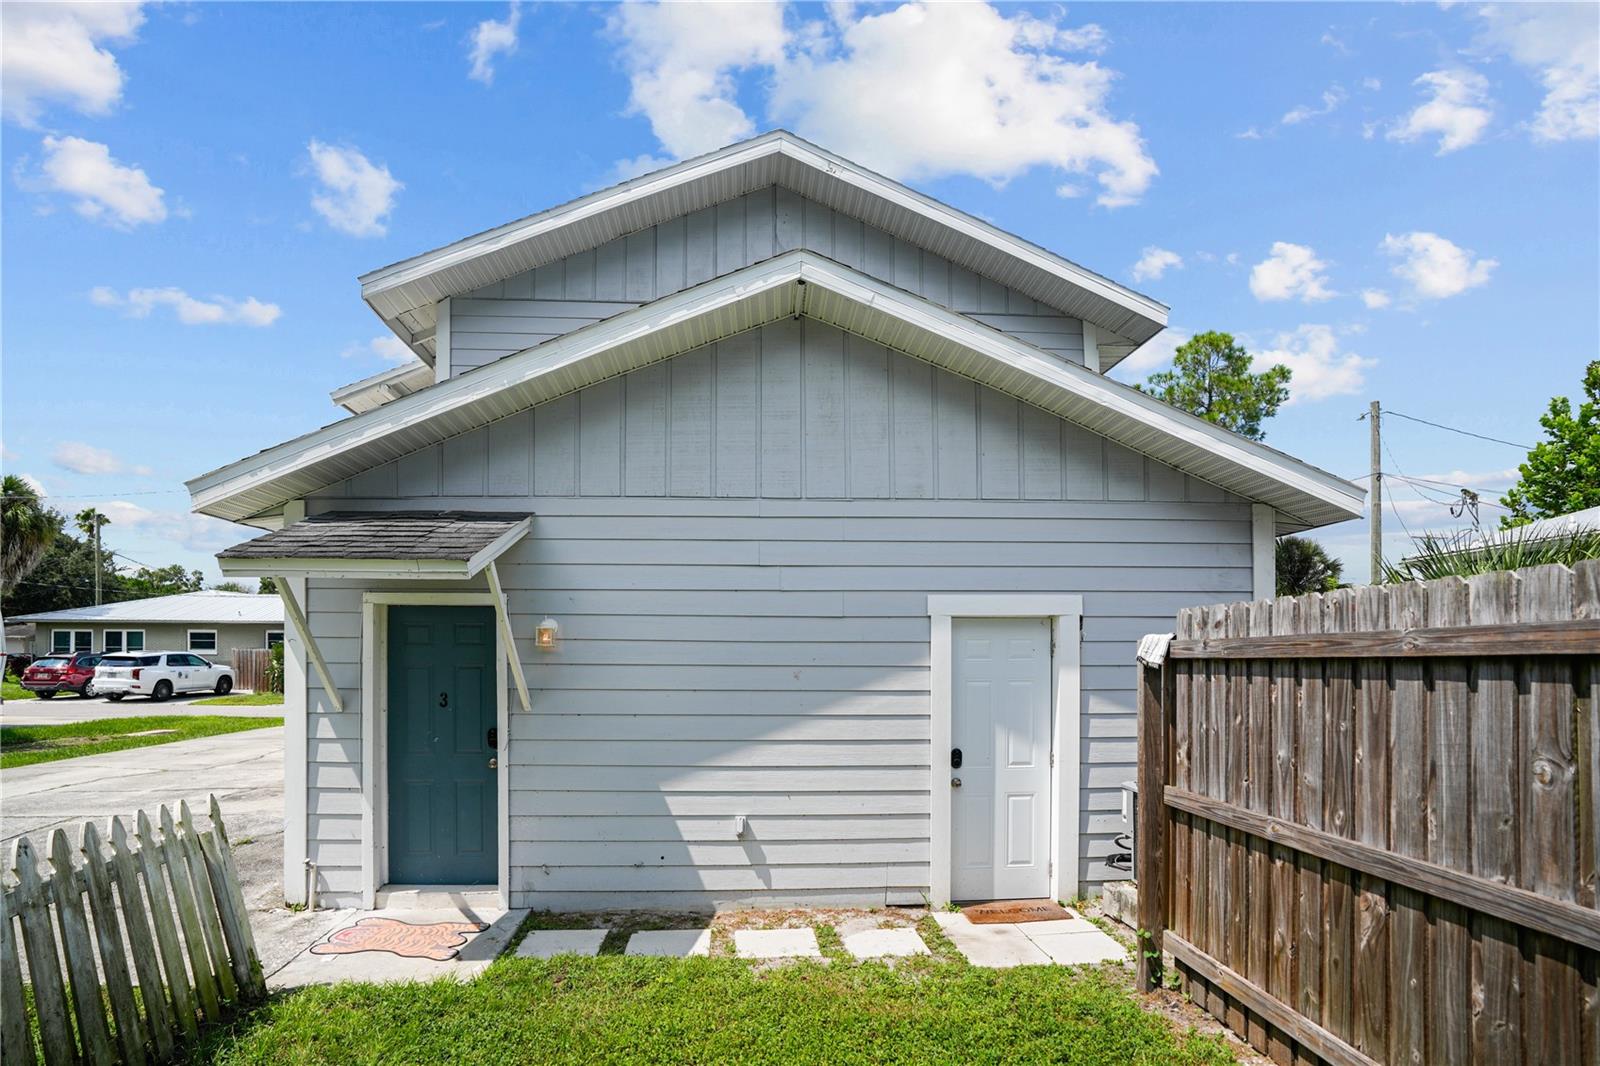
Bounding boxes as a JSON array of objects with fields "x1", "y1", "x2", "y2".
[
  {"x1": 0, "y1": 479, "x2": 209, "y2": 617},
  {"x1": 1139, "y1": 337, "x2": 1597, "y2": 591}
]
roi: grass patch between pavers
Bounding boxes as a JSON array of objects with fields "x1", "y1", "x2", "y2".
[
  {"x1": 191, "y1": 692, "x2": 286, "y2": 707},
  {"x1": 0, "y1": 715, "x2": 282, "y2": 768},
  {"x1": 186, "y1": 953, "x2": 1236, "y2": 1066}
]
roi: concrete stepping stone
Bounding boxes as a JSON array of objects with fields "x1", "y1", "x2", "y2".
[
  {"x1": 932, "y1": 911, "x2": 1049, "y2": 968},
  {"x1": 1024, "y1": 930, "x2": 1127, "y2": 966},
  {"x1": 625, "y1": 929, "x2": 711, "y2": 958},
  {"x1": 733, "y1": 928, "x2": 821, "y2": 960},
  {"x1": 842, "y1": 927, "x2": 929, "y2": 959},
  {"x1": 514, "y1": 929, "x2": 609, "y2": 959}
]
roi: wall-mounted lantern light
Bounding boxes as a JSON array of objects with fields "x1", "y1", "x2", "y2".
[{"x1": 535, "y1": 617, "x2": 560, "y2": 650}]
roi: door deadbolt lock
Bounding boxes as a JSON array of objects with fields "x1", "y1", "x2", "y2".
[{"x1": 951, "y1": 747, "x2": 963, "y2": 769}]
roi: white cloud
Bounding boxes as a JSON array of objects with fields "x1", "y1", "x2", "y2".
[
  {"x1": 37, "y1": 135, "x2": 165, "y2": 227},
  {"x1": 1249, "y1": 241, "x2": 1335, "y2": 303},
  {"x1": 51, "y1": 441, "x2": 152, "y2": 477},
  {"x1": 1362, "y1": 77, "x2": 1382, "y2": 92},
  {"x1": 1380, "y1": 231, "x2": 1497, "y2": 300},
  {"x1": 90, "y1": 286, "x2": 281, "y2": 326},
  {"x1": 607, "y1": 2, "x2": 1158, "y2": 208},
  {"x1": 1320, "y1": 31, "x2": 1350, "y2": 56},
  {"x1": 343, "y1": 335, "x2": 416, "y2": 363},
  {"x1": 1, "y1": 2, "x2": 144, "y2": 127},
  {"x1": 1254, "y1": 324, "x2": 1376, "y2": 405},
  {"x1": 1473, "y1": 4, "x2": 1598, "y2": 142},
  {"x1": 1235, "y1": 126, "x2": 1262, "y2": 140},
  {"x1": 770, "y1": 4, "x2": 1157, "y2": 207},
  {"x1": 1360, "y1": 288, "x2": 1391, "y2": 309},
  {"x1": 96, "y1": 500, "x2": 242, "y2": 553},
  {"x1": 1387, "y1": 69, "x2": 1493, "y2": 154},
  {"x1": 17, "y1": 473, "x2": 48, "y2": 498},
  {"x1": 1282, "y1": 85, "x2": 1347, "y2": 126},
  {"x1": 607, "y1": 1, "x2": 787, "y2": 160},
  {"x1": 467, "y1": 2, "x2": 521, "y2": 85},
  {"x1": 1130, "y1": 246, "x2": 1182, "y2": 283},
  {"x1": 1112, "y1": 326, "x2": 1190, "y2": 379},
  {"x1": 306, "y1": 140, "x2": 401, "y2": 237}
]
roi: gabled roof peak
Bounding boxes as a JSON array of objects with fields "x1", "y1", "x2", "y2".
[{"x1": 359, "y1": 130, "x2": 1166, "y2": 371}]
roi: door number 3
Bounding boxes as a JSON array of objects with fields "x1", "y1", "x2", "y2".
[{"x1": 438, "y1": 692, "x2": 449, "y2": 708}]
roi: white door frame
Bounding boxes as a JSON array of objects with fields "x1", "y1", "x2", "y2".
[
  {"x1": 928, "y1": 594, "x2": 1083, "y2": 905},
  {"x1": 360, "y1": 591, "x2": 510, "y2": 909}
]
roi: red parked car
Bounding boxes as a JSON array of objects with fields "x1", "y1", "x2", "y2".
[{"x1": 19, "y1": 652, "x2": 103, "y2": 698}]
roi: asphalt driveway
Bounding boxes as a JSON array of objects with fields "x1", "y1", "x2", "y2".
[
  {"x1": 0, "y1": 722, "x2": 345, "y2": 977},
  {"x1": 0, "y1": 691, "x2": 283, "y2": 726}
]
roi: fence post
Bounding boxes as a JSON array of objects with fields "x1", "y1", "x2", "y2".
[{"x1": 1137, "y1": 654, "x2": 1173, "y2": 991}]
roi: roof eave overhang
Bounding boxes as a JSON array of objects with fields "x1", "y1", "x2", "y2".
[
  {"x1": 192, "y1": 250, "x2": 1361, "y2": 531},
  {"x1": 357, "y1": 132, "x2": 1168, "y2": 361}
]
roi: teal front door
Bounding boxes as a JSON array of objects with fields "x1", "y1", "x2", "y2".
[{"x1": 387, "y1": 606, "x2": 498, "y2": 885}]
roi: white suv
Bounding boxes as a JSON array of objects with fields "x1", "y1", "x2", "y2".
[{"x1": 94, "y1": 652, "x2": 235, "y2": 702}]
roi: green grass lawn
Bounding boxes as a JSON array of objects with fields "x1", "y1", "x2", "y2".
[
  {"x1": 192, "y1": 692, "x2": 285, "y2": 707},
  {"x1": 2, "y1": 674, "x2": 38, "y2": 701},
  {"x1": 187, "y1": 920, "x2": 1233, "y2": 1066},
  {"x1": 0, "y1": 715, "x2": 283, "y2": 768}
]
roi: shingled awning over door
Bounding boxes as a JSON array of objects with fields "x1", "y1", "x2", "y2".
[{"x1": 217, "y1": 511, "x2": 534, "y2": 713}]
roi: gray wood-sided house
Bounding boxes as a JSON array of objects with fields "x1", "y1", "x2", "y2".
[{"x1": 192, "y1": 132, "x2": 1363, "y2": 912}]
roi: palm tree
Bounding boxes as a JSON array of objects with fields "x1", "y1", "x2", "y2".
[
  {"x1": 1275, "y1": 536, "x2": 1343, "y2": 596},
  {"x1": 2, "y1": 474, "x2": 62, "y2": 595}
]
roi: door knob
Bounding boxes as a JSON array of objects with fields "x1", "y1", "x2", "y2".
[
  {"x1": 951, "y1": 777, "x2": 962, "y2": 787},
  {"x1": 488, "y1": 758, "x2": 498, "y2": 770}
]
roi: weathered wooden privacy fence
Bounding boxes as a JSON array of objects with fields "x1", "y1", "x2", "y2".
[
  {"x1": 1, "y1": 797, "x2": 264, "y2": 1065},
  {"x1": 229, "y1": 648, "x2": 273, "y2": 694},
  {"x1": 1136, "y1": 561, "x2": 1600, "y2": 1066}
]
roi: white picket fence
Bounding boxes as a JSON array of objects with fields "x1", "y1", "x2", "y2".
[{"x1": 1, "y1": 796, "x2": 264, "y2": 1065}]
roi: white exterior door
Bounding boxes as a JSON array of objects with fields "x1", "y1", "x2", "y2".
[{"x1": 950, "y1": 617, "x2": 1053, "y2": 901}]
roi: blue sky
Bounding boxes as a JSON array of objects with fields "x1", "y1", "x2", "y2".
[{"x1": 2, "y1": 1, "x2": 1595, "y2": 587}]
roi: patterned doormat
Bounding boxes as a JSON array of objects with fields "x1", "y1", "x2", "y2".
[
  {"x1": 961, "y1": 899, "x2": 1074, "y2": 925},
  {"x1": 310, "y1": 918, "x2": 490, "y2": 961}
]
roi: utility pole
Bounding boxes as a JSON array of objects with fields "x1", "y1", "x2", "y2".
[
  {"x1": 1369, "y1": 400, "x2": 1382, "y2": 584},
  {"x1": 92, "y1": 514, "x2": 103, "y2": 606}
]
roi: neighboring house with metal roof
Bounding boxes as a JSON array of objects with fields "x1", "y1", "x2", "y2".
[
  {"x1": 190, "y1": 131, "x2": 1363, "y2": 913},
  {"x1": 11, "y1": 590, "x2": 284, "y2": 661}
]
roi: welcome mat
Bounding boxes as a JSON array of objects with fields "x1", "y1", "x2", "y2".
[
  {"x1": 310, "y1": 918, "x2": 490, "y2": 961},
  {"x1": 961, "y1": 899, "x2": 1074, "y2": 925}
]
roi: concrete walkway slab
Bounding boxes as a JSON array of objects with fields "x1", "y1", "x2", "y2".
[
  {"x1": 515, "y1": 929, "x2": 609, "y2": 959},
  {"x1": 734, "y1": 928, "x2": 821, "y2": 960},
  {"x1": 932, "y1": 909, "x2": 1124, "y2": 968},
  {"x1": 1028, "y1": 930, "x2": 1127, "y2": 965},
  {"x1": 272, "y1": 906, "x2": 525, "y2": 988},
  {"x1": 843, "y1": 927, "x2": 929, "y2": 959},
  {"x1": 625, "y1": 929, "x2": 711, "y2": 957}
]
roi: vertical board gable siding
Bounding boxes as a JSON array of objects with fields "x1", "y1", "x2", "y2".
[
  {"x1": 302, "y1": 322, "x2": 1250, "y2": 909},
  {"x1": 449, "y1": 188, "x2": 1088, "y2": 376}
]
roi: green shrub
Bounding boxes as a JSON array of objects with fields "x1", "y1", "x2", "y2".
[
  {"x1": 267, "y1": 641, "x2": 285, "y2": 694},
  {"x1": 1385, "y1": 525, "x2": 1600, "y2": 583}
]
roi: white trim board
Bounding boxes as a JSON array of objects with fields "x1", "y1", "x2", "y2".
[
  {"x1": 359, "y1": 591, "x2": 509, "y2": 910},
  {"x1": 189, "y1": 251, "x2": 1362, "y2": 531},
  {"x1": 927, "y1": 594, "x2": 1083, "y2": 905}
]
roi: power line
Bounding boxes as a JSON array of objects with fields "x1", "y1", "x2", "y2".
[
  {"x1": 1383, "y1": 410, "x2": 1532, "y2": 451},
  {"x1": 1, "y1": 489, "x2": 189, "y2": 500}
]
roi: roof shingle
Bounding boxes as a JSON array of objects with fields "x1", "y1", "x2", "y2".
[{"x1": 218, "y1": 511, "x2": 530, "y2": 562}]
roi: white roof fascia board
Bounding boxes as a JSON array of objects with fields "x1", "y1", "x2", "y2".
[
  {"x1": 358, "y1": 132, "x2": 1166, "y2": 353},
  {"x1": 217, "y1": 557, "x2": 471, "y2": 580},
  {"x1": 464, "y1": 517, "x2": 534, "y2": 578},
  {"x1": 191, "y1": 250, "x2": 1361, "y2": 528},
  {"x1": 330, "y1": 360, "x2": 437, "y2": 414}
]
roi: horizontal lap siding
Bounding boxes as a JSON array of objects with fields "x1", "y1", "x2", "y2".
[
  {"x1": 306, "y1": 327, "x2": 1252, "y2": 907},
  {"x1": 449, "y1": 188, "x2": 1087, "y2": 376}
]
